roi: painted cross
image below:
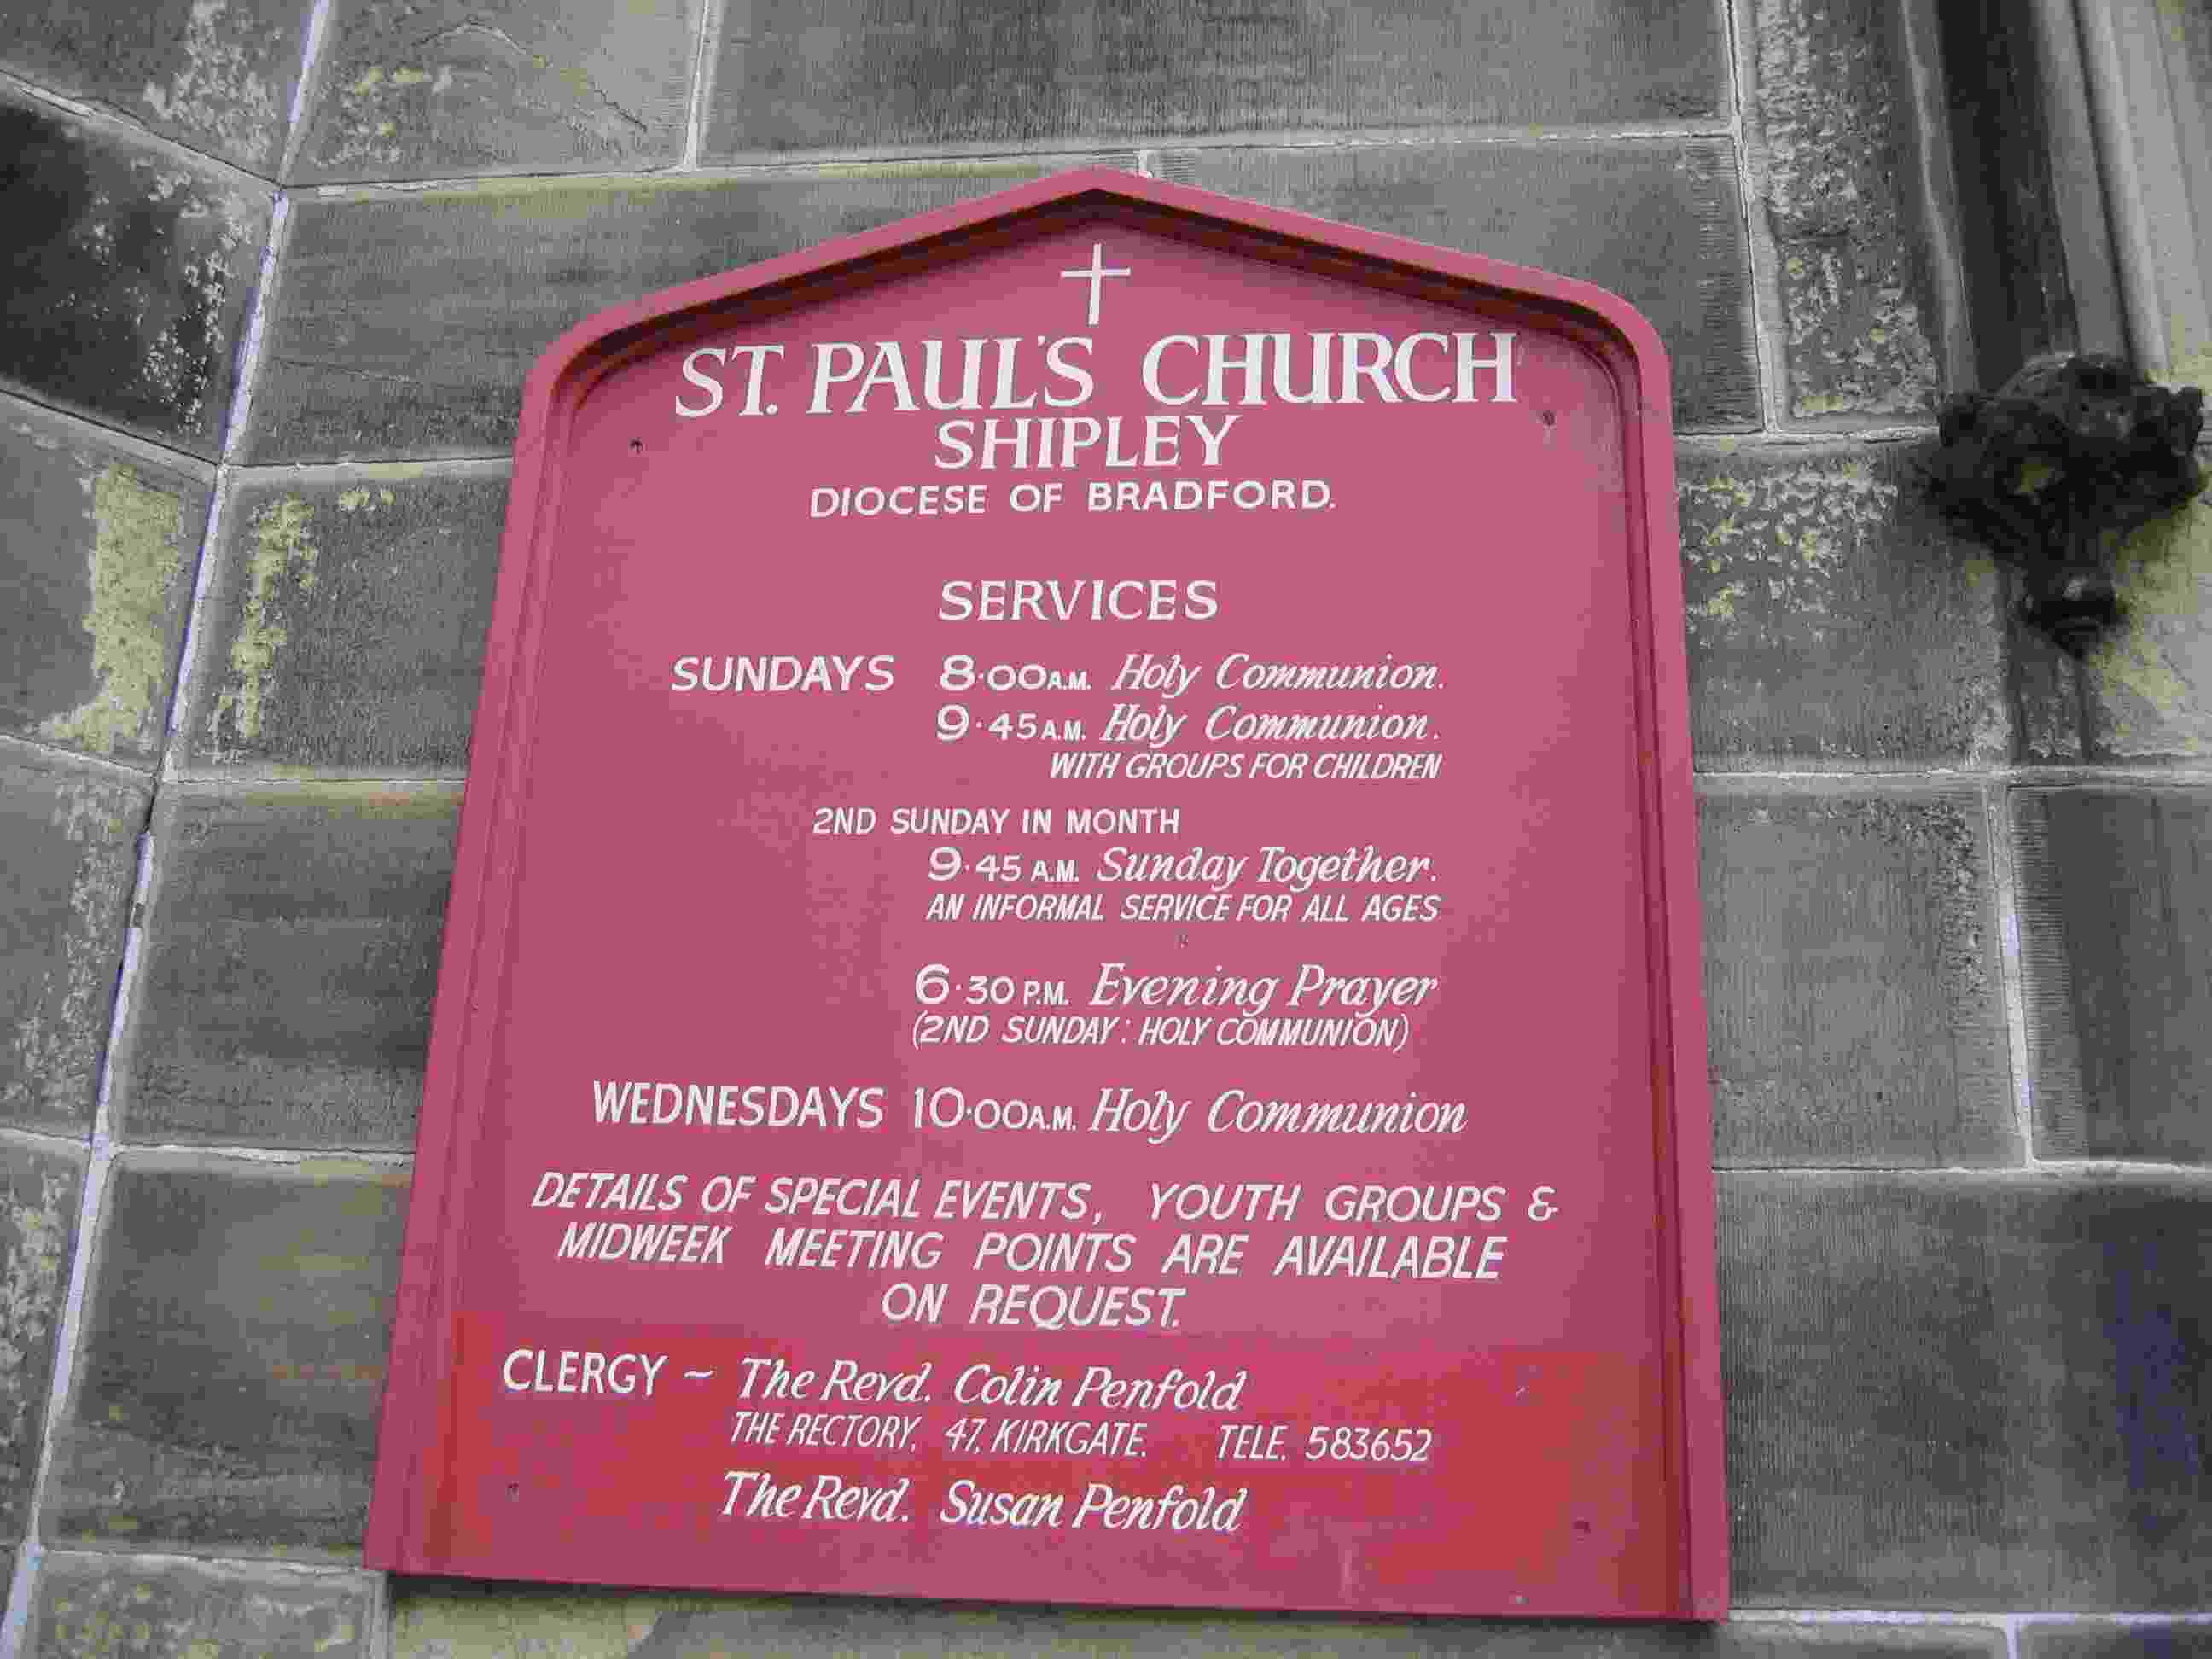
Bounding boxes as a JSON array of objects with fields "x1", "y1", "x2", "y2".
[{"x1": 1059, "y1": 241, "x2": 1132, "y2": 326}]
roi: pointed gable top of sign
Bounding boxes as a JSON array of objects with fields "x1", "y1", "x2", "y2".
[{"x1": 517, "y1": 165, "x2": 1675, "y2": 445}]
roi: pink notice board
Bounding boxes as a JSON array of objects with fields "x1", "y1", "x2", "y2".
[{"x1": 364, "y1": 169, "x2": 1726, "y2": 1620}]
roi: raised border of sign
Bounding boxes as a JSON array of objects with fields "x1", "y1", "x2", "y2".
[{"x1": 366, "y1": 166, "x2": 1727, "y2": 1619}]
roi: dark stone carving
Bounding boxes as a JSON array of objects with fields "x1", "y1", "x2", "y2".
[{"x1": 1924, "y1": 354, "x2": 2205, "y2": 654}]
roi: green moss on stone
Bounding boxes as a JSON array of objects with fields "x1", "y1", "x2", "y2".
[
  {"x1": 232, "y1": 783, "x2": 459, "y2": 822},
  {"x1": 2085, "y1": 348, "x2": 2212, "y2": 751},
  {"x1": 814, "y1": 158, "x2": 1071, "y2": 183},
  {"x1": 38, "y1": 1562, "x2": 363, "y2": 1656},
  {"x1": 213, "y1": 497, "x2": 318, "y2": 748},
  {"x1": 393, "y1": 1587, "x2": 694, "y2": 1658},
  {"x1": 300, "y1": 1157, "x2": 415, "y2": 1189},
  {"x1": 2092, "y1": 494, "x2": 2212, "y2": 748},
  {"x1": 38, "y1": 466, "x2": 187, "y2": 757}
]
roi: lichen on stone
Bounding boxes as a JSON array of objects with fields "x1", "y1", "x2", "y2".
[
  {"x1": 39, "y1": 464, "x2": 188, "y2": 758},
  {"x1": 7, "y1": 787, "x2": 128, "y2": 1123},
  {"x1": 138, "y1": 0, "x2": 284, "y2": 172},
  {"x1": 212, "y1": 496, "x2": 318, "y2": 749},
  {"x1": 1680, "y1": 457, "x2": 1902, "y2": 648},
  {"x1": 1753, "y1": 0, "x2": 1940, "y2": 419},
  {"x1": 2089, "y1": 425, "x2": 2212, "y2": 753},
  {"x1": 132, "y1": 204, "x2": 255, "y2": 436},
  {"x1": 318, "y1": 10, "x2": 654, "y2": 175},
  {"x1": 393, "y1": 1586, "x2": 698, "y2": 1658},
  {"x1": 38, "y1": 1563, "x2": 362, "y2": 1656},
  {"x1": 0, "y1": 1169, "x2": 74, "y2": 1470}
]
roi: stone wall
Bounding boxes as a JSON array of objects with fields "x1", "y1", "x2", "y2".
[{"x1": 1, "y1": 0, "x2": 2208, "y2": 1654}]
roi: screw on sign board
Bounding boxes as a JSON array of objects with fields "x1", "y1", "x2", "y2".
[{"x1": 364, "y1": 168, "x2": 1726, "y2": 1619}]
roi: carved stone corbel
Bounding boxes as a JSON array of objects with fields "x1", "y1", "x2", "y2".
[{"x1": 1924, "y1": 353, "x2": 2205, "y2": 654}]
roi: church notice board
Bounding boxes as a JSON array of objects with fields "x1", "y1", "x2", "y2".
[{"x1": 365, "y1": 169, "x2": 1726, "y2": 1619}]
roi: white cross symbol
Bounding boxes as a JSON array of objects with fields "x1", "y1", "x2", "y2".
[{"x1": 1060, "y1": 242, "x2": 1132, "y2": 327}]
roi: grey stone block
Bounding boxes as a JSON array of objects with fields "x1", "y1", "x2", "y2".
[
  {"x1": 0, "y1": 89, "x2": 271, "y2": 456},
  {"x1": 395, "y1": 1583, "x2": 2007, "y2": 1656},
  {"x1": 0, "y1": 399, "x2": 208, "y2": 765},
  {"x1": 1743, "y1": 0, "x2": 1945, "y2": 421},
  {"x1": 0, "y1": 1141, "x2": 85, "y2": 1539},
  {"x1": 242, "y1": 159, "x2": 1133, "y2": 463},
  {"x1": 1678, "y1": 443, "x2": 2010, "y2": 768},
  {"x1": 2081, "y1": 494, "x2": 2212, "y2": 762},
  {"x1": 0, "y1": 0, "x2": 311, "y2": 172},
  {"x1": 2015, "y1": 614, "x2": 2088, "y2": 766},
  {"x1": 2022, "y1": 1628, "x2": 2212, "y2": 1659},
  {"x1": 2013, "y1": 789, "x2": 2212, "y2": 1163},
  {"x1": 290, "y1": 0, "x2": 702, "y2": 183},
  {"x1": 1158, "y1": 143, "x2": 1758, "y2": 434},
  {"x1": 32, "y1": 1553, "x2": 376, "y2": 1657},
  {"x1": 113, "y1": 785, "x2": 457, "y2": 1149},
  {"x1": 1700, "y1": 787, "x2": 2013, "y2": 1167},
  {"x1": 0, "y1": 742, "x2": 146, "y2": 1134},
  {"x1": 1723, "y1": 1173, "x2": 2212, "y2": 1607},
  {"x1": 44, "y1": 1155, "x2": 408, "y2": 1554},
  {"x1": 702, "y1": 0, "x2": 1726, "y2": 159},
  {"x1": 180, "y1": 469, "x2": 504, "y2": 774}
]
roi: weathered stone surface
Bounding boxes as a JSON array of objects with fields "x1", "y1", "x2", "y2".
[
  {"x1": 0, "y1": 399, "x2": 208, "y2": 765},
  {"x1": 1161, "y1": 142, "x2": 1758, "y2": 434},
  {"x1": 0, "y1": 0, "x2": 311, "y2": 172},
  {"x1": 32, "y1": 1553, "x2": 376, "y2": 1657},
  {"x1": 0, "y1": 89, "x2": 271, "y2": 455},
  {"x1": 0, "y1": 1141, "x2": 84, "y2": 1539},
  {"x1": 1743, "y1": 0, "x2": 1945, "y2": 421},
  {"x1": 395, "y1": 1583, "x2": 2005, "y2": 1658},
  {"x1": 1678, "y1": 442, "x2": 2010, "y2": 767},
  {"x1": 244, "y1": 159, "x2": 1132, "y2": 463},
  {"x1": 2021, "y1": 1628, "x2": 2212, "y2": 1659},
  {"x1": 1699, "y1": 787, "x2": 2013, "y2": 1166},
  {"x1": 703, "y1": 0, "x2": 1725, "y2": 159},
  {"x1": 2012, "y1": 788, "x2": 2212, "y2": 1163},
  {"x1": 112, "y1": 785, "x2": 456, "y2": 1149},
  {"x1": 2082, "y1": 484, "x2": 2212, "y2": 761},
  {"x1": 1724, "y1": 1173, "x2": 2212, "y2": 1606},
  {"x1": 0, "y1": 743, "x2": 145, "y2": 1135},
  {"x1": 181, "y1": 469, "x2": 504, "y2": 773},
  {"x1": 45, "y1": 1155, "x2": 407, "y2": 1553},
  {"x1": 2014, "y1": 604, "x2": 2088, "y2": 765},
  {"x1": 291, "y1": 0, "x2": 702, "y2": 183}
]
